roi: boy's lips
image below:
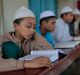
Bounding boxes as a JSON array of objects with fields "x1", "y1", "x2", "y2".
[
  {"x1": 26, "y1": 35, "x2": 33, "y2": 40},
  {"x1": 26, "y1": 33, "x2": 35, "y2": 40},
  {"x1": 28, "y1": 35, "x2": 33, "y2": 38}
]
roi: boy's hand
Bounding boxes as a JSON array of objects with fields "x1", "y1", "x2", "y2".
[{"x1": 24, "y1": 56, "x2": 52, "y2": 68}]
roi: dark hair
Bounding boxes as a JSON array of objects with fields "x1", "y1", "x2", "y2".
[
  {"x1": 40, "y1": 16, "x2": 56, "y2": 25},
  {"x1": 61, "y1": 12, "x2": 70, "y2": 18},
  {"x1": 61, "y1": 14, "x2": 64, "y2": 18},
  {"x1": 13, "y1": 18, "x2": 24, "y2": 24}
]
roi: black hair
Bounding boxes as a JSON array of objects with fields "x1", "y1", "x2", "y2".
[
  {"x1": 13, "y1": 18, "x2": 24, "y2": 24},
  {"x1": 60, "y1": 12, "x2": 70, "y2": 18},
  {"x1": 61, "y1": 14, "x2": 64, "y2": 18},
  {"x1": 40, "y1": 16, "x2": 56, "y2": 25}
]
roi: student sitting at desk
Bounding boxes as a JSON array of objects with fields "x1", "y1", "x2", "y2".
[
  {"x1": 0, "y1": 7, "x2": 53, "y2": 72},
  {"x1": 73, "y1": 8, "x2": 80, "y2": 36},
  {"x1": 36, "y1": 11, "x2": 56, "y2": 47},
  {"x1": 51, "y1": 6, "x2": 74, "y2": 43},
  {"x1": 68, "y1": 8, "x2": 80, "y2": 36}
]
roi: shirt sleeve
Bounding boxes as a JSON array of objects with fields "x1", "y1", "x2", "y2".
[
  {"x1": 0, "y1": 36, "x2": 24, "y2": 72},
  {"x1": 33, "y1": 33, "x2": 54, "y2": 50},
  {"x1": 53, "y1": 21, "x2": 73, "y2": 42}
]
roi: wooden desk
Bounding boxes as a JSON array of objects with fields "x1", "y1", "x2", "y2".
[
  {"x1": 40, "y1": 46, "x2": 80, "y2": 75},
  {"x1": 0, "y1": 68, "x2": 47, "y2": 75},
  {"x1": 0, "y1": 46, "x2": 80, "y2": 75}
]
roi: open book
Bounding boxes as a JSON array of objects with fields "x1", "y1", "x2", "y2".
[
  {"x1": 19, "y1": 49, "x2": 64, "y2": 62},
  {"x1": 55, "y1": 41, "x2": 80, "y2": 49},
  {"x1": 74, "y1": 36, "x2": 80, "y2": 41}
]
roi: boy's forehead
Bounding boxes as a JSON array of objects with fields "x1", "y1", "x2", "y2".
[
  {"x1": 21, "y1": 17, "x2": 36, "y2": 24},
  {"x1": 48, "y1": 18, "x2": 56, "y2": 22},
  {"x1": 64, "y1": 12, "x2": 73, "y2": 16}
]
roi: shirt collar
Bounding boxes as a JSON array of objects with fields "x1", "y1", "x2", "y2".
[
  {"x1": 11, "y1": 32, "x2": 21, "y2": 44},
  {"x1": 59, "y1": 18, "x2": 68, "y2": 26}
]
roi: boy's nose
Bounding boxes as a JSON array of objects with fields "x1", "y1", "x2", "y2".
[{"x1": 31, "y1": 29, "x2": 35, "y2": 34}]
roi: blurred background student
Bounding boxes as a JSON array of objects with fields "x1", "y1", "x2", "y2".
[
  {"x1": 51, "y1": 6, "x2": 73, "y2": 43},
  {"x1": 68, "y1": 8, "x2": 80, "y2": 36},
  {"x1": 36, "y1": 11, "x2": 56, "y2": 47}
]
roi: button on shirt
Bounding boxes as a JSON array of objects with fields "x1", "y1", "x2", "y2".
[{"x1": 52, "y1": 18, "x2": 73, "y2": 42}]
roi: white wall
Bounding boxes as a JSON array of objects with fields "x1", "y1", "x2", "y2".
[
  {"x1": 0, "y1": 0, "x2": 3, "y2": 19},
  {"x1": 3, "y1": 0, "x2": 28, "y2": 33},
  {"x1": 0, "y1": 0, "x2": 4, "y2": 35}
]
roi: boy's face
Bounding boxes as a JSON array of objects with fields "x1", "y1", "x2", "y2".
[
  {"x1": 14, "y1": 17, "x2": 36, "y2": 40},
  {"x1": 74, "y1": 15, "x2": 80, "y2": 21},
  {"x1": 65, "y1": 12, "x2": 73, "y2": 22},
  {"x1": 45, "y1": 18, "x2": 56, "y2": 32}
]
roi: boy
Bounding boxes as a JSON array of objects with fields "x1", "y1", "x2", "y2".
[
  {"x1": 36, "y1": 11, "x2": 56, "y2": 47},
  {"x1": 0, "y1": 7, "x2": 53, "y2": 72},
  {"x1": 52, "y1": 6, "x2": 73, "y2": 42}
]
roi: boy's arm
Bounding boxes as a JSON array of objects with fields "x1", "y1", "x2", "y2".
[
  {"x1": 34, "y1": 33, "x2": 54, "y2": 50},
  {"x1": 0, "y1": 36, "x2": 24, "y2": 72}
]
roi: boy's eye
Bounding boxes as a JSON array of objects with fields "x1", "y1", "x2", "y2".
[
  {"x1": 26, "y1": 25, "x2": 31, "y2": 28},
  {"x1": 52, "y1": 22, "x2": 55, "y2": 25}
]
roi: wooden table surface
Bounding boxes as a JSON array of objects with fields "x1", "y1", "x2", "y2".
[{"x1": 0, "y1": 46, "x2": 80, "y2": 75}]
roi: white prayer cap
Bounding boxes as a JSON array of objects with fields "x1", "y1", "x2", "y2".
[
  {"x1": 73, "y1": 9, "x2": 80, "y2": 15},
  {"x1": 13, "y1": 7, "x2": 35, "y2": 21},
  {"x1": 61, "y1": 6, "x2": 73, "y2": 14},
  {"x1": 40, "y1": 11, "x2": 56, "y2": 19}
]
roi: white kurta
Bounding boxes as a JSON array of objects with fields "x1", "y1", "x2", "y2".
[{"x1": 51, "y1": 18, "x2": 73, "y2": 43}]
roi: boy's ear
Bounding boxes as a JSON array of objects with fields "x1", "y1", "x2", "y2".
[{"x1": 13, "y1": 23, "x2": 19, "y2": 30}]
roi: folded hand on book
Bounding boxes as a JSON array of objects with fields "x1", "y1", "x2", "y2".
[{"x1": 24, "y1": 56, "x2": 52, "y2": 68}]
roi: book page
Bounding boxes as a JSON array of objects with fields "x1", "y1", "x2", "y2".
[
  {"x1": 74, "y1": 36, "x2": 80, "y2": 41},
  {"x1": 19, "y1": 49, "x2": 61, "y2": 62},
  {"x1": 55, "y1": 41, "x2": 80, "y2": 49}
]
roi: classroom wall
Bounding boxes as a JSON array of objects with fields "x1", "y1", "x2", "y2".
[
  {"x1": 0, "y1": 0, "x2": 4, "y2": 35},
  {"x1": 3, "y1": 0, "x2": 28, "y2": 33},
  {"x1": 0, "y1": 0, "x2": 3, "y2": 20}
]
